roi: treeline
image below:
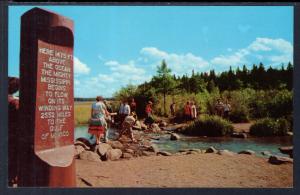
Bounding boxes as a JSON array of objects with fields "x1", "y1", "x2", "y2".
[
  {"x1": 74, "y1": 97, "x2": 115, "y2": 101},
  {"x1": 113, "y1": 60, "x2": 293, "y2": 120},
  {"x1": 144, "y1": 62, "x2": 293, "y2": 94}
]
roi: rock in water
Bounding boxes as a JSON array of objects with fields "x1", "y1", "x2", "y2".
[
  {"x1": 231, "y1": 132, "x2": 247, "y2": 139},
  {"x1": 279, "y1": 146, "x2": 293, "y2": 158},
  {"x1": 159, "y1": 121, "x2": 168, "y2": 127},
  {"x1": 96, "y1": 143, "x2": 112, "y2": 157},
  {"x1": 79, "y1": 151, "x2": 101, "y2": 162},
  {"x1": 261, "y1": 151, "x2": 272, "y2": 156},
  {"x1": 217, "y1": 150, "x2": 236, "y2": 156},
  {"x1": 268, "y1": 155, "x2": 293, "y2": 165},
  {"x1": 157, "y1": 151, "x2": 172, "y2": 156},
  {"x1": 170, "y1": 133, "x2": 180, "y2": 140},
  {"x1": 147, "y1": 144, "x2": 159, "y2": 153},
  {"x1": 238, "y1": 150, "x2": 255, "y2": 155},
  {"x1": 106, "y1": 149, "x2": 123, "y2": 161},
  {"x1": 108, "y1": 140, "x2": 124, "y2": 150},
  {"x1": 151, "y1": 123, "x2": 161, "y2": 132},
  {"x1": 205, "y1": 146, "x2": 218, "y2": 153}
]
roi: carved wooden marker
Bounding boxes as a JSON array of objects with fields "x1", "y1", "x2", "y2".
[{"x1": 19, "y1": 7, "x2": 75, "y2": 187}]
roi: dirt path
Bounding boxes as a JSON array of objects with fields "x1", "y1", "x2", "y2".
[
  {"x1": 76, "y1": 153, "x2": 292, "y2": 188},
  {"x1": 232, "y1": 122, "x2": 253, "y2": 133}
]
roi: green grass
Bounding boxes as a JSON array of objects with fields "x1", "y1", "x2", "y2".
[{"x1": 74, "y1": 101, "x2": 92, "y2": 125}]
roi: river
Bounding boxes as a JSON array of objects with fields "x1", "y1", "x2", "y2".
[{"x1": 75, "y1": 125, "x2": 292, "y2": 157}]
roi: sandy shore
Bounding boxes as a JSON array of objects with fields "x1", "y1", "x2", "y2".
[{"x1": 76, "y1": 153, "x2": 293, "y2": 188}]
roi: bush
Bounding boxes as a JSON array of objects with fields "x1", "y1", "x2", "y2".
[
  {"x1": 182, "y1": 115, "x2": 234, "y2": 137},
  {"x1": 249, "y1": 118, "x2": 290, "y2": 136}
]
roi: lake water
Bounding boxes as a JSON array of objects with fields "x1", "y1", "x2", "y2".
[{"x1": 75, "y1": 125, "x2": 292, "y2": 157}]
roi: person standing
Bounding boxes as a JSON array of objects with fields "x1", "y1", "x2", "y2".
[
  {"x1": 123, "y1": 100, "x2": 131, "y2": 118},
  {"x1": 145, "y1": 101, "x2": 154, "y2": 127},
  {"x1": 130, "y1": 98, "x2": 137, "y2": 114},
  {"x1": 88, "y1": 96, "x2": 110, "y2": 144},
  {"x1": 223, "y1": 100, "x2": 231, "y2": 119},
  {"x1": 170, "y1": 102, "x2": 176, "y2": 117},
  {"x1": 191, "y1": 101, "x2": 197, "y2": 120},
  {"x1": 215, "y1": 99, "x2": 224, "y2": 117},
  {"x1": 184, "y1": 101, "x2": 192, "y2": 121}
]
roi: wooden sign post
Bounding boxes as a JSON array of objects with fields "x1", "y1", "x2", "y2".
[{"x1": 19, "y1": 7, "x2": 76, "y2": 187}]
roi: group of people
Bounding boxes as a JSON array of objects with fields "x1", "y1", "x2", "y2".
[
  {"x1": 183, "y1": 101, "x2": 198, "y2": 121},
  {"x1": 88, "y1": 97, "x2": 138, "y2": 144},
  {"x1": 214, "y1": 99, "x2": 231, "y2": 119}
]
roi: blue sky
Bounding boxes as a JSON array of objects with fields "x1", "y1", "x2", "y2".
[{"x1": 9, "y1": 6, "x2": 293, "y2": 97}]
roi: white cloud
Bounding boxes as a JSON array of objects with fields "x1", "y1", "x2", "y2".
[
  {"x1": 98, "y1": 74, "x2": 115, "y2": 83},
  {"x1": 141, "y1": 47, "x2": 209, "y2": 75},
  {"x1": 74, "y1": 56, "x2": 90, "y2": 74},
  {"x1": 211, "y1": 37, "x2": 293, "y2": 67}
]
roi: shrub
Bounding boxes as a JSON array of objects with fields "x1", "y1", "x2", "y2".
[
  {"x1": 249, "y1": 118, "x2": 290, "y2": 136},
  {"x1": 182, "y1": 115, "x2": 234, "y2": 137},
  {"x1": 229, "y1": 106, "x2": 249, "y2": 123}
]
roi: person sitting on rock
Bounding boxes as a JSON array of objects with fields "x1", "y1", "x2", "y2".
[{"x1": 118, "y1": 112, "x2": 137, "y2": 142}]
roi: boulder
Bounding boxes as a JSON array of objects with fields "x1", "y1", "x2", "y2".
[
  {"x1": 74, "y1": 145, "x2": 85, "y2": 157},
  {"x1": 122, "y1": 152, "x2": 133, "y2": 159},
  {"x1": 75, "y1": 137, "x2": 91, "y2": 150},
  {"x1": 108, "y1": 140, "x2": 124, "y2": 150},
  {"x1": 189, "y1": 148, "x2": 202, "y2": 153},
  {"x1": 217, "y1": 150, "x2": 236, "y2": 156},
  {"x1": 205, "y1": 146, "x2": 218, "y2": 153},
  {"x1": 238, "y1": 150, "x2": 255, "y2": 155},
  {"x1": 261, "y1": 151, "x2": 272, "y2": 156},
  {"x1": 106, "y1": 149, "x2": 123, "y2": 161},
  {"x1": 170, "y1": 133, "x2": 180, "y2": 141},
  {"x1": 151, "y1": 123, "x2": 161, "y2": 132},
  {"x1": 231, "y1": 132, "x2": 247, "y2": 139},
  {"x1": 157, "y1": 151, "x2": 172, "y2": 156},
  {"x1": 268, "y1": 155, "x2": 293, "y2": 165},
  {"x1": 186, "y1": 151, "x2": 199, "y2": 155},
  {"x1": 159, "y1": 121, "x2": 168, "y2": 127},
  {"x1": 279, "y1": 146, "x2": 293, "y2": 158},
  {"x1": 179, "y1": 149, "x2": 190, "y2": 153},
  {"x1": 286, "y1": 132, "x2": 293, "y2": 136},
  {"x1": 125, "y1": 148, "x2": 135, "y2": 154},
  {"x1": 147, "y1": 144, "x2": 160, "y2": 153},
  {"x1": 142, "y1": 151, "x2": 156, "y2": 156},
  {"x1": 96, "y1": 143, "x2": 112, "y2": 157},
  {"x1": 79, "y1": 151, "x2": 101, "y2": 162}
]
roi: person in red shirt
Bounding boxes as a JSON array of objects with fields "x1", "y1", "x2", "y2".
[
  {"x1": 144, "y1": 101, "x2": 154, "y2": 127},
  {"x1": 184, "y1": 101, "x2": 192, "y2": 121}
]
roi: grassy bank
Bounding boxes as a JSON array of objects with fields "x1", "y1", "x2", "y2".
[{"x1": 74, "y1": 101, "x2": 92, "y2": 125}]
